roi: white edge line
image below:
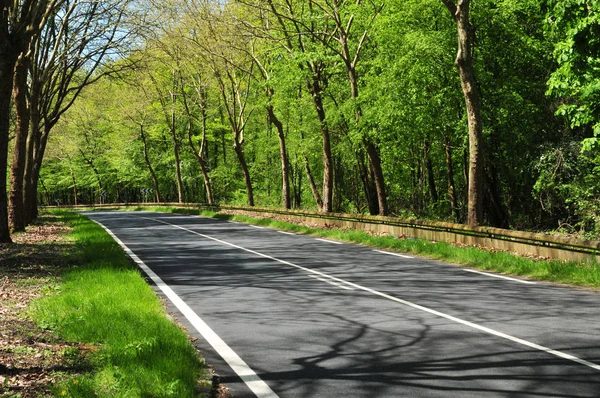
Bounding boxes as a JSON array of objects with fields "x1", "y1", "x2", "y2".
[
  {"x1": 250, "y1": 225, "x2": 266, "y2": 229},
  {"x1": 91, "y1": 219, "x2": 280, "y2": 398},
  {"x1": 315, "y1": 238, "x2": 343, "y2": 245},
  {"x1": 373, "y1": 249, "x2": 414, "y2": 259},
  {"x1": 278, "y1": 231, "x2": 295, "y2": 235},
  {"x1": 143, "y1": 216, "x2": 600, "y2": 373},
  {"x1": 463, "y1": 268, "x2": 537, "y2": 285}
]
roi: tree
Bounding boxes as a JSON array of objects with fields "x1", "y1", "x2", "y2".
[
  {"x1": 547, "y1": 0, "x2": 600, "y2": 138},
  {"x1": 441, "y1": 0, "x2": 485, "y2": 226},
  {"x1": 0, "y1": 0, "x2": 59, "y2": 242},
  {"x1": 22, "y1": 0, "x2": 136, "y2": 224},
  {"x1": 183, "y1": 4, "x2": 257, "y2": 207},
  {"x1": 544, "y1": 0, "x2": 600, "y2": 234}
]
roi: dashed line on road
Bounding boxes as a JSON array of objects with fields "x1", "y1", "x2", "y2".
[
  {"x1": 373, "y1": 249, "x2": 414, "y2": 259},
  {"x1": 308, "y1": 274, "x2": 354, "y2": 291},
  {"x1": 143, "y1": 215, "x2": 600, "y2": 373},
  {"x1": 93, "y1": 220, "x2": 280, "y2": 398},
  {"x1": 463, "y1": 268, "x2": 536, "y2": 284},
  {"x1": 315, "y1": 238, "x2": 343, "y2": 245}
]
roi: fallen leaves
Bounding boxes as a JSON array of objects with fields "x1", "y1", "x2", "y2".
[{"x1": 0, "y1": 216, "x2": 89, "y2": 397}]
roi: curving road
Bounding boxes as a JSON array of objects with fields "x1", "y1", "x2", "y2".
[{"x1": 83, "y1": 211, "x2": 600, "y2": 398}]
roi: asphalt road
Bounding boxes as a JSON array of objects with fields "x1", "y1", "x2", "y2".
[{"x1": 83, "y1": 211, "x2": 600, "y2": 398}]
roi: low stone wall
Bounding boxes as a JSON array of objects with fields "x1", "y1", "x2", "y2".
[
  {"x1": 215, "y1": 206, "x2": 600, "y2": 263},
  {"x1": 48, "y1": 203, "x2": 600, "y2": 263}
]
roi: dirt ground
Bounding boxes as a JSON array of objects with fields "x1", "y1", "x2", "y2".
[{"x1": 0, "y1": 218, "x2": 88, "y2": 397}]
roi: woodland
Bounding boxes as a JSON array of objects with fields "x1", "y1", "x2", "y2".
[{"x1": 1, "y1": 0, "x2": 600, "y2": 243}]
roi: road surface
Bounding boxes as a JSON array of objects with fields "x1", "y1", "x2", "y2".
[{"x1": 83, "y1": 211, "x2": 600, "y2": 397}]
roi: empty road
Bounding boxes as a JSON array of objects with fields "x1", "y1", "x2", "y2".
[{"x1": 84, "y1": 211, "x2": 600, "y2": 397}]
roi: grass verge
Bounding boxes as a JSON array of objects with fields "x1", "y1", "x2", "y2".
[
  {"x1": 30, "y1": 211, "x2": 207, "y2": 397},
  {"x1": 92, "y1": 205, "x2": 600, "y2": 289}
]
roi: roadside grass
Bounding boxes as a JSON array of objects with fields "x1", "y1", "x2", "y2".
[
  {"x1": 31, "y1": 211, "x2": 207, "y2": 397},
  {"x1": 70, "y1": 205, "x2": 600, "y2": 288}
]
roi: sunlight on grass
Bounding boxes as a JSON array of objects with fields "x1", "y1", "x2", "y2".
[{"x1": 31, "y1": 212, "x2": 206, "y2": 397}]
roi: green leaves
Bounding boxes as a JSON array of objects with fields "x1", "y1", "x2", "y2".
[{"x1": 547, "y1": 0, "x2": 600, "y2": 127}]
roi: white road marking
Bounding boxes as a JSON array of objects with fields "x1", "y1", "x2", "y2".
[
  {"x1": 250, "y1": 225, "x2": 266, "y2": 229},
  {"x1": 463, "y1": 268, "x2": 536, "y2": 284},
  {"x1": 315, "y1": 238, "x2": 343, "y2": 245},
  {"x1": 373, "y1": 249, "x2": 414, "y2": 259},
  {"x1": 143, "y1": 216, "x2": 600, "y2": 373},
  {"x1": 278, "y1": 231, "x2": 295, "y2": 235},
  {"x1": 308, "y1": 274, "x2": 354, "y2": 290},
  {"x1": 92, "y1": 220, "x2": 280, "y2": 398},
  {"x1": 228, "y1": 221, "x2": 239, "y2": 224}
]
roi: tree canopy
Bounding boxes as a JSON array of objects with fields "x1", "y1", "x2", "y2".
[{"x1": 3, "y1": 0, "x2": 600, "y2": 241}]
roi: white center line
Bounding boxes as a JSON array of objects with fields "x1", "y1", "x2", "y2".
[
  {"x1": 93, "y1": 220, "x2": 279, "y2": 398},
  {"x1": 373, "y1": 249, "x2": 414, "y2": 259},
  {"x1": 315, "y1": 238, "x2": 343, "y2": 245},
  {"x1": 308, "y1": 274, "x2": 354, "y2": 290},
  {"x1": 463, "y1": 268, "x2": 536, "y2": 284},
  {"x1": 143, "y1": 215, "x2": 600, "y2": 373}
]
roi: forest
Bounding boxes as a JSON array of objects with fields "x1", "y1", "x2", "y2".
[{"x1": 1, "y1": 0, "x2": 600, "y2": 243}]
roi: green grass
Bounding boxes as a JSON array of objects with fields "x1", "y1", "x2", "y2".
[
  {"x1": 31, "y1": 211, "x2": 207, "y2": 397},
  {"x1": 111, "y1": 206, "x2": 600, "y2": 289}
]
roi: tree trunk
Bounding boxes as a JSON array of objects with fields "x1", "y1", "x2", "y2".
[
  {"x1": 23, "y1": 86, "x2": 40, "y2": 224},
  {"x1": 443, "y1": 0, "x2": 484, "y2": 226},
  {"x1": 186, "y1": 119, "x2": 214, "y2": 205},
  {"x1": 424, "y1": 140, "x2": 438, "y2": 204},
  {"x1": 304, "y1": 156, "x2": 323, "y2": 210},
  {"x1": 307, "y1": 77, "x2": 333, "y2": 212},
  {"x1": 8, "y1": 55, "x2": 30, "y2": 232},
  {"x1": 485, "y1": 164, "x2": 509, "y2": 228},
  {"x1": 292, "y1": 162, "x2": 302, "y2": 208},
  {"x1": 357, "y1": 150, "x2": 378, "y2": 215},
  {"x1": 234, "y1": 140, "x2": 254, "y2": 206},
  {"x1": 70, "y1": 167, "x2": 78, "y2": 205},
  {"x1": 366, "y1": 141, "x2": 388, "y2": 216},
  {"x1": 445, "y1": 137, "x2": 459, "y2": 221},
  {"x1": 26, "y1": 124, "x2": 51, "y2": 222},
  {"x1": 0, "y1": 45, "x2": 18, "y2": 243},
  {"x1": 170, "y1": 107, "x2": 184, "y2": 203},
  {"x1": 140, "y1": 125, "x2": 161, "y2": 203},
  {"x1": 266, "y1": 104, "x2": 291, "y2": 209}
]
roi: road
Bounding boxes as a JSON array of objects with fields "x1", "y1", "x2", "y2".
[{"x1": 83, "y1": 211, "x2": 600, "y2": 398}]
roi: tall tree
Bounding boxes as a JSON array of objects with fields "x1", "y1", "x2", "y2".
[
  {"x1": 441, "y1": 0, "x2": 484, "y2": 226},
  {"x1": 255, "y1": 0, "x2": 336, "y2": 212},
  {"x1": 0, "y1": 0, "x2": 59, "y2": 242},
  {"x1": 302, "y1": 0, "x2": 388, "y2": 215},
  {"x1": 181, "y1": 74, "x2": 215, "y2": 205},
  {"x1": 23, "y1": 0, "x2": 135, "y2": 223}
]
